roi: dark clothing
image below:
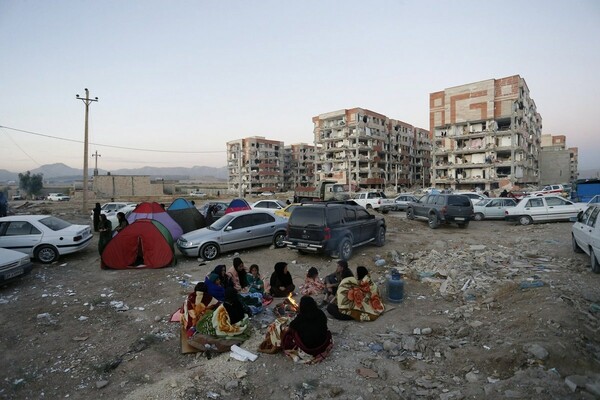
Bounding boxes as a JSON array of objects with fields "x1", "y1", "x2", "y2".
[
  {"x1": 98, "y1": 219, "x2": 112, "y2": 255},
  {"x1": 224, "y1": 288, "x2": 246, "y2": 324},
  {"x1": 289, "y1": 297, "x2": 330, "y2": 349},
  {"x1": 326, "y1": 302, "x2": 354, "y2": 321},
  {"x1": 204, "y1": 276, "x2": 225, "y2": 302},
  {"x1": 92, "y1": 204, "x2": 102, "y2": 232},
  {"x1": 269, "y1": 262, "x2": 295, "y2": 297},
  {"x1": 500, "y1": 190, "x2": 508, "y2": 198}
]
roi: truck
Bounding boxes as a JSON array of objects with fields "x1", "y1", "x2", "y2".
[
  {"x1": 570, "y1": 178, "x2": 600, "y2": 203},
  {"x1": 294, "y1": 181, "x2": 350, "y2": 203},
  {"x1": 352, "y1": 191, "x2": 395, "y2": 213}
]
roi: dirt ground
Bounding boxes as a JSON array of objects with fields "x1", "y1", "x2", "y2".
[{"x1": 1, "y1": 200, "x2": 599, "y2": 400}]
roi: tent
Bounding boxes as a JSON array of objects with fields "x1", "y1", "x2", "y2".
[
  {"x1": 101, "y1": 219, "x2": 175, "y2": 269},
  {"x1": 127, "y1": 202, "x2": 184, "y2": 240},
  {"x1": 225, "y1": 198, "x2": 251, "y2": 214},
  {"x1": 167, "y1": 198, "x2": 206, "y2": 233}
]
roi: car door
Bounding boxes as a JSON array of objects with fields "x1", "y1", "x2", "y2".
[
  {"x1": 573, "y1": 207, "x2": 594, "y2": 251},
  {"x1": 545, "y1": 196, "x2": 578, "y2": 221},
  {"x1": 220, "y1": 214, "x2": 256, "y2": 251},
  {"x1": 522, "y1": 197, "x2": 547, "y2": 221},
  {"x1": 0, "y1": 220, "x2": 43, "y2": 256},
  {"x1": 248, "y1": 212, "x2": 279, "y2": 246},
  {"x1": 355, "y1": 207, "x2": 376, "y2": 243},
  {"x1": 485, "y1": 199, "x2": 504, "y2": 219},
  {"x1": 412, "y1": 195, "x2": 430, "y2": 218},
  {"x1": 342, "y1": 207, "x2": 361, "y2": 242}
]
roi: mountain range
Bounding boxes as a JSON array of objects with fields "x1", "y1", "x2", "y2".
[{"x1": 0, "y1": 163, "x2": 228, "y2": 183}]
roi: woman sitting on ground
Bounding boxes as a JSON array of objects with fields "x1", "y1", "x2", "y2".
[
  {"x1": 113, "y1": 212, "x2": 129, "y2": 235},
  {"x1": 300, "y1": 267, "x2": 326, "y2": 302},
  {"x1": 227, "y1": 257, "x2": 263, "y2": 314},
  {"x1": 327, "y1": 266, "x2": 385, "y2": 322},
  {"x1": 269, "y1": 262, "x2": 295, "y2": 297},
  {"x1": 204, "y1": 265, "x2": 228, "y2": 301},
  {"x1": 324, "y1": 260, "x2": 352, "y2": 302},
  {"x1": 180, "y1": 282, "x2": 220, "y2": 335}
]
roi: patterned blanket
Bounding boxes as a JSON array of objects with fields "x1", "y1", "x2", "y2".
[{"x1": 336, "y1": 275, "x2": 385, "y2": 321}]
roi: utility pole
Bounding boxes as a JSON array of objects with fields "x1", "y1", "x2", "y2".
[
  {"x1": 76, "y1": 89, "x2": 98, "y2": 213},
  {"x1": 92, "y1": 150, "x2": 101, "y2": 176}
]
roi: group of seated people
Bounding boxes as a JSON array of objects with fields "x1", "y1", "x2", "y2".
[{"x1": 180, "y1": 257, "x2": 385, "y2": 364}]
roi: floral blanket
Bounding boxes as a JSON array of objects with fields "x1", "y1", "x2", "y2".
[
  {"x1": 181, "y1": 290, "x2": 220, "y2": 332},
  {"x1": 300, "y1": 277, "x2": 326, "y2": 296},
  {"x1": 336, "y1": 275, "x2": 385, "y2": 321}
]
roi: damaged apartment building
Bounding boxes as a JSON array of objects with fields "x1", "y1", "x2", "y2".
[
  {"x1": 312, "y1": 108, "x2": 431, "y2": 190},
  {"x1": 429, "y1": 75, "x2": 542, "y2": 191},
  {"x1": 227, "y1": 137, "x2": 284, "y2": 195}
]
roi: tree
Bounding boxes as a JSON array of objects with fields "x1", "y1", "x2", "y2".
[{"x1": 18, "y1": 171, "x2": 44, "y2": 198}]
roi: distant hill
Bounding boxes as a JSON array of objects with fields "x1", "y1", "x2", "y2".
[{"x1": 0, "y1": 163, "x2": 228, "y2": 183}]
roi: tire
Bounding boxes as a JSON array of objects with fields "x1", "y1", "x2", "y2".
[
  {"x1": 366, "y1": 204, "x2": 373, "y2": 210},
  {"x1": 381, "y1": 209, "x2": 389, "y2": 214},
  {"x1": 375, "y1": 226, "x2": 386, "y2": 246},
  {"x1": 518, "y1": 215, "x2": 533, "y2": 226},
  {"x1": 457, "y1": 222, "x2": 469, "y2": 229},
  {"x1": 407, "y1": 208, "x2": 415, "y2": 220},
  {"x1": 591, "y1": 249, "x2": 600, "y2": 274},
  {"x1": 273, "y1": 232, "x2": 286, "y2": 248},
  {"x1": 337, "y1": 237, "x2": 353, "y2": 261},
  {"x1": 572, "y1": 235, "x2": 584, "y2": 253},
  {"x1": 428, "y1": 213, "x2": 439, "y2": 229},
  {"x1": 35, "y1": 244, "x2": 58, "y2": 264},
  {"x1": 473, "y1": 213, "x2": 484, "y2": 221},
  {"x1": 199, "y1": 243, "x2": 220, "y2": 261}
]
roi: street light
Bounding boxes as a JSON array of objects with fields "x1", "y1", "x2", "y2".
[{"x1": 76, "y1": 89, "x2": 98, "y2": 213}]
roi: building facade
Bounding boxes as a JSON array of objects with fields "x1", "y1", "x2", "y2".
[
  {"x1": 227, "y1": 137, "x2": 284, "y2": 195},
  {"x1": 283, "y1": 143, "x2": 316, "y2": 190},
  {"x1": 430, "y1": 75, "x2": 542, "y2": 191},
  {"x1": 312, "y1": 108, "x2": 430, "y2": 191},
  {"x1": 538, "y1": 134, "x2": 579, "y2": 185}
]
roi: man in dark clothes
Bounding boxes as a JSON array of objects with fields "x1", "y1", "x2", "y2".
[{"x1": 92, "y1": 203, "x2": 102, "y2": 232}]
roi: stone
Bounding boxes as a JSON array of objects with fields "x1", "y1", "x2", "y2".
[
  {"x1": 403, "y1": 336, "x2": 417, "y2": 351},
  {"x1": 413, "y1": 328, "x2": 421, "y2": 335},
  {"x1": 504, "y1": 390, "x2": 523, "y2": 398},
  {"x1": 565, "y1": 375, "x2": 588, "y2": 392},
  {"x1": 524, "y1": 344, "x2": 549, "y2": 360},
  {"x1": 468, "y1": 321, "x2": 483, "y2": 329},
  {"x1": 440, "y1": 390, "x2": 463, "y2": 400},
  {"x1": 585, "y1": 382, "x2": 600, "y2": 396},
  {"x1": 382, "y1": 340, "x2": 396, "y2": 351},
  {"x1": 224, "y1": 380, "x2": 239, "y2": 391},
  {"x1": 96, "y1": 380, "x2": 109, "y2": 389},
  {"x1": 469, "y1": 245, "x2": 486, "y2": 252},
  {"x1": 421, "y1": 327, "x2": 432, "y2": 335},
  {"x1": 465, "y1": 372, "x2": 478, "y2": 383}
]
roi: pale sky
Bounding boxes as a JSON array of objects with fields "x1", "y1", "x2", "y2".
[{"x1": 1, "y1": 0, "x2": 599, "y2": 172}]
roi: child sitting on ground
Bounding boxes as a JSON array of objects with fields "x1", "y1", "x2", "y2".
[{"x1": 300, "y1": 267, "x2": 326, "y2": 304}]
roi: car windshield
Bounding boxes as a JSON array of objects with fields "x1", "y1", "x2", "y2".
[
  {"x1": 289, "y1": 207, "x2": 325, "y2": 226},
  {"x1": 39, "y1": 216, "x2": 71, "y2": 231},
  {"x1": 209, "y1": 214, "x2": 234, "y2": 230},
  {"x1": 476, "y1": 199, "x2": 492, "y2": 207}
]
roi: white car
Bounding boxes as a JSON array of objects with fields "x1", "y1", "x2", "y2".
[
  {"x1": 571, "y1": 205, "x2": 600, "y2": 273},
  {"x1": 472, "y1": 198, "x2": 518, "y2": 221},
  {"x1": 0, "y1": 215, "x2": 93, "y2": 263},
  {"x1": 574, "y1": 195, "x2": 600, "y2": 213},
  {"x1": 47, "y1": 193, "x2": 70, "y2": 201},
  {"x1": 504, "y1": 195, "x2": 584, "y2": 225},
  {"x1": 90, "y1": 202, "x2": 137, "y2": 226},
  {"x1": 454, "y1": 192, "x2": 489, "y2": 206},
  {"x1": 251, "y1": 199, "x2": 287, "y2": 210},
  {"x1": 0, "y1": 247, "x2": 33, "y2": 284}
]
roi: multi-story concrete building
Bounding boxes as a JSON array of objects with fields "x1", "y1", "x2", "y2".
[
  {"x1": 227, "y1": 136, "x2": 284, "y2": 195},
  {"x1": 430, "y1": 75, "x2": 542, "y2": 191},
  {"x1": 539, "y1": 134, "x2": 578, "y2": 185},
  {"x1": 283, "y1": 143, "x2": 315, "y2": 190},
  {"x1": 312, "y1": 108, "x2": 430, "y2": 191}
]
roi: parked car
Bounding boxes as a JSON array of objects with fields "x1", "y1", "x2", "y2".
[
  {"x1": 571, "y1": 205, "x2": 600, "y2": 273},
  {"x1": 251, "y1": 199, "x2": 287, "y2": 210},
  {"x1": 11, "y1": 194, "x2": 24, "y2": 201},
  {"x1": 176, "y1": 209, "x2": 288, "y2": 260},
  {"x1": 47, "y1": 193, "x2": 70, "y2": 201},
  {"x1": 260, "y1": 191, "x2": 275, "y2": 197},
  {"x1": 273, "y1": 203, "x2": 301, "y2": 219},
  {"x1": 283, "y1": 202, "x2": 386, "y2": 260},
  {"x1": 0, "y1": 247, "x2": 33, "y2": 284},
  {"x1": 90, "y1": 203, "x2": 137, "y2": 227},
  {"x1": 198, "y1": 201, "x2": 229, "y2": 221},
  {"x1": 472, "y1": 198, "x2": 518, "y2": 221},
  {"x1": 454, "y1": 191, "x2": 489, "y2": 206},
  {"x1": 504, "y1": 195, "x2": 584, "y2": 225},
  {"x1": 189, "y1": 191, "x2": 207, "y2": 198},
  {"x1": 406, "y1": 194, "x2": 473, "y2": 229},
  {"x1": 392, "y1": 194, "x2": 418, "y2": 211},
  {"x1": 531, "y1": 184, "x2": 568, "y2": 197},
  {"x1": 352, "y1": 191, "x2": 394, "y2": 213},
  {"x1": 574, "y1": 195, "x2": 600, "y2": 213},
  {"x1": 0, "y1": 215, "x2": 93, "y2": 263}
]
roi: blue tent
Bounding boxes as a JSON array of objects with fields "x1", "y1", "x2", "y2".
[
  {"x1": 225, "y1": 198, "x2": 251, "y2": 214},
  {"x1": 167, "y1": 198, "x2": 206, "y2": 233}
]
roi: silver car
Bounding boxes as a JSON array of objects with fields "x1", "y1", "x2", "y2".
[
  {"x1": 393, "y1": 194, "x2": 418, "y2": 211},
  {"x1": 176, "y1": 209, "x2": 288, "y2": 260},
  {"x1": 472, "y1": 198, "x2": 518, "y2": 221}
]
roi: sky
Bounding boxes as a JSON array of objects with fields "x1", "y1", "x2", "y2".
[{"x1": 1, "y1": 0, "x2": 599, "y2": 173}]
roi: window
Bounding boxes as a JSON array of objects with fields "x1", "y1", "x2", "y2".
[
  {"x1": 426, "y1": 196, "x2": 437, "y2": 205},
  {"x1": 488, "y1": 200, "x2": 501, "y2": 207},
  {"x1": 356, "y1": 209, "x2": 370, "y2": 220},
  {"x1": 545, "y1": 197, "x2": 569, "y2": 207},
  {"x1": 526, "y1": 198, "x2": 544, "y2": 208},
  {"x1": 252, "y1": 213, "x2": 275, "y2": 225},
  {"x1": 587, "y1": 207, "x2": 599, "y2": 228},
  {"x1": 326, "y1": 209, "x2": 342, "y2": 225},
  {"x1": 229, "y1": 215, "x2": 254, "y2": 230},
  {"x1": 435, "y1": 196, "x2": 445, "y2": 205},
  {"x1": 343, "y1": 209, "x2": 356, "y2": 222},
  {"x1": 39, "y1": 217, "x2": 71, "y2": 231},
  {"x1": 448, "y1": 196, "x2": 471, "y2": 207},
  {"x1": 4, "y1": 221, "x2": 41, "y2": 236}
]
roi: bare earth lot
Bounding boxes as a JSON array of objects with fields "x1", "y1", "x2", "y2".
[{"x1": 1, "y1": 201, "x2": 599, "y2": 399}]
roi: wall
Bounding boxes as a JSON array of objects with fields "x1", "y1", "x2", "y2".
[
  {"x1": 93, "y1": 175, "x2": 164, "y2": 198},
  {"x1": 539, "y1": 150, "x2": 572, "y2": 185}
]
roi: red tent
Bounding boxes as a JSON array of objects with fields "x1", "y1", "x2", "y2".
[{"x1": 101, "y1": 219, "x2": 175, "y2": 269}]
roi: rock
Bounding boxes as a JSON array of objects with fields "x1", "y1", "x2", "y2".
[
  {"x1": 440, "y1": 390, "x2": 463, "y2": 400},
  {"x1": 585, "y1": 382, "x2": 600, "y2": 396},
  {"x1": 469, "y1": 245, "x2": 486, "y2": 252},
  {"x1": 468, "y1": 321, "x2": 483, "y2": 329},
  {"x1": 413, "y1": 328, "x2": 421, "y2": 335},
  {"x1": 421, "y1": 327, "x2": 432, "y2": 335},
  {"x1": 375, "y1": 259, "x2": 386, "y2": 267},
  {"x1": 154, "y1": 316, "x2": 162, "y2": 322},
  {"x1": 382, "y1": 340, "x2": 396, "y2": 351},
  {"x1": 328, "y1": 386, "x2": 344, "y2": 397},
  {"x1": 565, "y1": 375, "x2": 588, "y2": 392},
  {"x1": 504, "y1": 390, "x2": 523, "y2": 398},
  {"x1": 465, "y1": 372, "x2": 478, "y2": 383},
  {"x1": 235, "y1": 369, "x2": 247, "y2": 379},
  {"x1": 224, "y1": 380, "x2": 239, "y2": 391},
  {"x1": 402, "y1": 336, "x2": 417, "y2": 351},
  {"x1": 456, "y1": 326, "x2": 470, "y2": 338},
  {"x1": 524, "y1": 344, "x2": 549, "y2": 360},
  {"x1": 96, "y1": 380, "x2": 109, "y2": 389}
]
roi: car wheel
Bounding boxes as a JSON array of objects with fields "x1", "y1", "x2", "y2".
[
  {"x1": 366, "y1": 204, "x2": 373, "y2": 210},
  {"x1": 35, "y1": 244, "x2": 58, "y2": 264},
  {"x1": 591, "y1": 249, "x2": 600, "y2": 274},
  {"x1": 572, "y1": 235, "x2": 584, "y2": 253},
  {"x1": 428, "y1": 213, "x2": 439, "y2": 229},
  {"x1": 457, "y1": 222, "x2": 469, "y2": 229},
  {"x1": 199, "y1": 243, "x2": 219, "y2": 261},
  {"x1": 273, "y1": 232, "x2": 286, "y2": 248},
  {"x1": 337, "y1": 237, "x2": 353, "y2": 261},
  {"x1": 407, "y1": 208, "x2": 415, "y2": 220},
  {"x1": 473, "y1": 213, "x2": 484, "y2": 221},
  {"x1": 518, "y1": 215, "x2": 533, "y2": 226},
  {"x1": 375, "y1": 226, "x2": 386, "y2": 246}
]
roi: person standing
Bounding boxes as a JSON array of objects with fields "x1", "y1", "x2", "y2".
[
  {"x1": 98, "y1": 214, "x2": 112, "y2": 255},
  {"x1": 92, "y1": 202, "x2": 102, "y2": 232},
  {"x1": 113, "y1": 212, "x2": 129, "y2": 235}
]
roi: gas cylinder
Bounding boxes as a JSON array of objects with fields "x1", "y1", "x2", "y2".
[{"x1": 387, "y1": 269, "x2": 404, "y2": 303}]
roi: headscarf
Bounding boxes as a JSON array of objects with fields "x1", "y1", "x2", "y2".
[
  {"x1": 289, "y1": 296, "x2": 329, "y2": 348},
  {"x1": 223, "y1": 287, "x2": 245, "y2": 325},
  {"x1": 272, "y1": 262, "x2": 293, "y2": 287},
  {"x1": 356, "y1": 266, "x2": 369, "y2": 281}
]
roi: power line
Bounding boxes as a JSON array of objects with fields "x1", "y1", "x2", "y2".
[
  {"x1": 1, "y1": 130, "x2": 42, "y2": 167},
  {"x1": 0, "y1": 125, "x2": 226, "y2": 154}
]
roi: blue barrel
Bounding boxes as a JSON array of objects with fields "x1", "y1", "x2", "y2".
[{"x1": 387, "y1": 269, "x2": 404, "y2": 303}]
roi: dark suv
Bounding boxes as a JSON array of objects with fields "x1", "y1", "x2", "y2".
[
  {"x1": 283, "y1": 202, "x2": 386, "y2": 260},
  {"x1": 406, "y1": 194, "x2": 473, "y2": 229}
]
